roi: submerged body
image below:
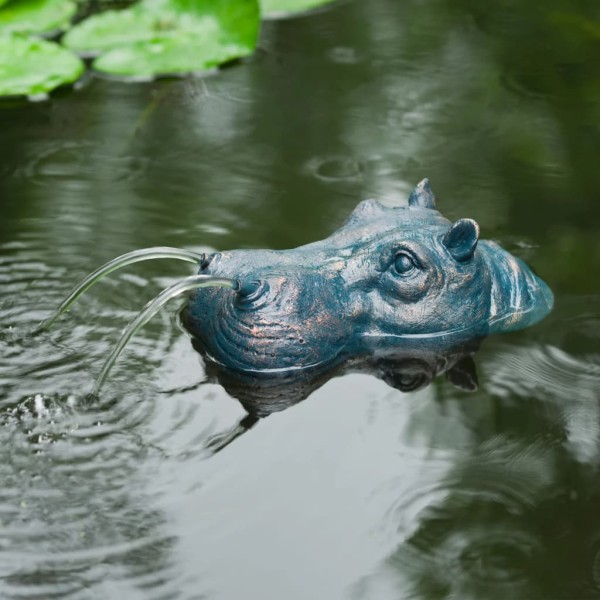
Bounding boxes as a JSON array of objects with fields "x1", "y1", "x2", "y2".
[{"x1": 183, "y1": 180, "x2": 553, "y2": 374}]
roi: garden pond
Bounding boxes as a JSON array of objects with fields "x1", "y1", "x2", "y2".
[{"x1": 0, "y1": 0, "x2": 599, "y2": 598}]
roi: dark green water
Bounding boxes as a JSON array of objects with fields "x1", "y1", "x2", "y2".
[{"x1": 1, "y1": 1, "x2": 599, "y2": 598}]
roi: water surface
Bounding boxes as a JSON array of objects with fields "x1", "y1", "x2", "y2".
[{"x1": 1, "y1": 0, "x2": 599, "y2": 598}]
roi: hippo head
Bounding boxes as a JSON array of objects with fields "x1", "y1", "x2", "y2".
[{"x1": 182, "y1": 180, "x2": 553, "y2": 374}]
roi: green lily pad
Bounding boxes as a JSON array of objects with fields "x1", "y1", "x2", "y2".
[
  {"x1": 93, "y1": 37, "x2": 242, "y2": 77},
  {"x1": 0, "y1": 0, "x2": 77, "y2": 35},
  {"x1": 0, "y1": 34, "x2": 84, "y2": 97},
  {"x1": 63, "y1": 0, "x2": 260, "y2": 77},
  {"x1": 260, "y1": 0, "x2": 337, "y2": 18}
]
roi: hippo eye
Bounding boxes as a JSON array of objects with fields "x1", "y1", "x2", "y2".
[{"x1": 394, "y1": 252, "x2": 416, "y2": 275}]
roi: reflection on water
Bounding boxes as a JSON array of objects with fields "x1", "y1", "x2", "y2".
[
  {"x1": 197, "y1": 339, "x2": 481, "y2": 420},
  {"x1": 0, "y1": 0, "x2": 598, "y2": 597},
  {"x1": 355, "y1": 336, "x2": 600, "y2": 600}
]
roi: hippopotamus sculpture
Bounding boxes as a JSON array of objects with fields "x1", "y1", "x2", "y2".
[
  {"x1": 40, "y1": 178, "x2": 553, "y2": 402},
  {"x1": 182, "y1": 179, "x2": 553, "y2": 376}
]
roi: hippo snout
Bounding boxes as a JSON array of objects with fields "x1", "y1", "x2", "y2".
[{"x1": 184, "y1": 250, "x2": 353, "y2": 372}]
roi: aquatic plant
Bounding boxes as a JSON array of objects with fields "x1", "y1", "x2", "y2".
[
  {"x1": 63, "y1": 0, "x2": 261, "y2": 77},
  {"x1": 0, "y1": 0, "x2": 338, "y2": 97},
  {"x1": 0, "y1": 33, "x2": 83, "y2": 98},
  {"x1": 0, "y1": 0, "x2": 76, "y2": 35}
]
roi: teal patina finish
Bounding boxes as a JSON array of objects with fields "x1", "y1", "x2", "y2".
[{"x1": 183, "y1": 179, "x2": 553, "y2": 375}]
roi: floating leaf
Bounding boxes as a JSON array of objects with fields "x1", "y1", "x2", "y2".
[
  {"x1": 63, "y1": 0, "x2": 260, "y2": 77},
  {"x1": 0, "y1": 0, "x2": 77, "y2": 35},
  {"x1": 94, "y1": 37, "x2": 241, "y2": 77},
  {"x1": 0, "y1": 34, "x2": 84, "y2": 97},
  {"x1": 63, "y1": 2, "x2": 183, "y2": 56},
  {"x1": 260, "y1": 0, "x2": 337, "y2": 18}
]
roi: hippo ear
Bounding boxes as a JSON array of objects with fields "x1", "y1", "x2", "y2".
[
  {"x1": 442, "y1": 218, "x2": 479, "y2": 261},
  {"x1": 408, "y1": 178, "x2": 437, "y2": 209}
]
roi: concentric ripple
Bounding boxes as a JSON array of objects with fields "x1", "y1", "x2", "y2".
[
  {"x1": 16, "y1": 141, "x2": 149, "y2": 187},
  {"x1": 365, "y1": 456, "x2": 548, "y2": 599},
  {"x1": 0, "y1": 389, "x2": 182, "y2": 599},
  {"x1": 304, "y1": 154, "x2": 364, "y2": 182},
  {"x1": 0, "y1": 231, "x2": 215, "y2": 598}
]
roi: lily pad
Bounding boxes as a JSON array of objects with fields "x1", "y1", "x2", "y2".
[
  {"x1": 94, "y1": 37, "x2": 242, "y2": 77},
  {"x1": 260, "y1": 0, "x2": 337, "y2": 18},
  {"x1": 63, "y1": 0, "x2": 260, "y2": 77},
  {"x1": 0, "y1": 0, "x2": 77, "y2": 35},
  {"x1": 0, "y1": 34, "x2": 84, "y2": 97}
]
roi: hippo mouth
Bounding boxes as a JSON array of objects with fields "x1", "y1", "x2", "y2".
[
  {"x1": 184, "y1": 305, "x2": 345, "y2": 374},
  {"x1": 182, "y1": 252, "x2": 354, "y2": 374}
]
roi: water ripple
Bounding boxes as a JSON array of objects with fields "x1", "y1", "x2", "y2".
[
  {"x1": 305, "y1": 154, "x2": 364, "y2": 182},
  {"x1": 0, "y1": 208, "x2": 244, "y2": 598},
  {"x1": 0, "y1": 390, "x2": 181, "y2": 599},
  {"x1": 16, "y1": 141, "x2": 150, "y2": 187},
  {"x1": 0, "y1": 234, "x2": 196, "y2": 598}
]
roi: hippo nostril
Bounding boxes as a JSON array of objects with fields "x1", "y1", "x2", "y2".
[
  {"x1": 199, "y1": 253, "x2": 214, "y2": 271},
  {"x1": 237, "y1": 279, "x2": 261, "y2": 297},
  {"x1": 235, "y1": 279, "x2": 269, "y2": 308}
]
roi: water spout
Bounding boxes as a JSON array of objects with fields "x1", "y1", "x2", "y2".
[
  {"x1": 37, "y1": 247, "x2": 205, "y2": 332},
  {"x1": 93, "y1": 274, "x2": 239, "y2": 395}
]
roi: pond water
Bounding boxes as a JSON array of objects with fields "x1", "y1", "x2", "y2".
[{"x1": 1, "y1": 0, "x2": 599, "y2": 598}]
